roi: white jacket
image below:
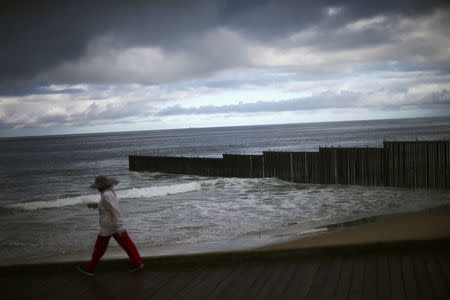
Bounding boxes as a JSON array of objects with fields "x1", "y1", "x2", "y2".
[{"x1": 98, "y1": 189, "x2": 125, "y2": 236}]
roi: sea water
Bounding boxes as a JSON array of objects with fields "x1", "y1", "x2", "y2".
[{"x1": 0, "y1": 117, "x2": 449, "y2": 263}]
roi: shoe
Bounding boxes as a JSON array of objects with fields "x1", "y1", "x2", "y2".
[
  {"x1": 77, "y1": 264, "x2": 95, "y2": 276},
  {"x1": 128, "y1": 264, "x2": 144, "y2": 273}
]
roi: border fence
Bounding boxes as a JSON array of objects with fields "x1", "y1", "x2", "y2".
[{"x1": 129, "y1": 141, "x2": 449, "y2": 190}]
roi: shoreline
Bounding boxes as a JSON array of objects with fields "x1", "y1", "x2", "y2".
[
  {"x1": 2, "y1": 204, "x2": 450, "y2": 267},
  {"x1": 258, "y1": 203, "x2": 450, "y2": 251}
]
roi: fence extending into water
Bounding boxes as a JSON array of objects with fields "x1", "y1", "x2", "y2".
[{"x1": 129, "y1": 141, "x2": 449, "y2": 189}]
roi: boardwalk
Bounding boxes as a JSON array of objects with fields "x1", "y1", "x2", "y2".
[{"x1": 2, "y1": 239, "x2": 449, "y2": 299}]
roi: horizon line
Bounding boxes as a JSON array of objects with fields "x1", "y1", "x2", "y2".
[{"x1": 1, "y1": 115, "x2": 449, "y2": 140}]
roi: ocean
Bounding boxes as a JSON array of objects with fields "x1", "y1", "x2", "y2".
[{"x1": 1, "y1": 117, "x2": 449, "y2": 263}]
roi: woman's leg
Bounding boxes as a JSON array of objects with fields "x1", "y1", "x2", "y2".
[
  {"x1": 84, "y1": 235, "x2": 111, "y2": 273},
  {"x1": 113, "y1": 230, "x2": 143, "y2": 267}
]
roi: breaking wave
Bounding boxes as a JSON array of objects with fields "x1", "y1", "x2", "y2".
[{"x1": 6, "y1": 182, "x2": 204, "y2": 211}]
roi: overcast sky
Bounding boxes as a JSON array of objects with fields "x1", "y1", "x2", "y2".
[{"x1": 1, "y1": 0, "x2": 449, "y2": 137}]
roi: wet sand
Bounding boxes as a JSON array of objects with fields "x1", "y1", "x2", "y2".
[{"x1": 259, "y1": 204, "x2": 450, "y2": 251}]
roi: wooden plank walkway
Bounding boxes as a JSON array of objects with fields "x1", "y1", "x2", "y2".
[{"x1": 2, "y1": 245, "x2": 449, "y2": 299}]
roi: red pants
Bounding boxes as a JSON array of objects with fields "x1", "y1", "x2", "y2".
[{"x1": 84, "y1": 230, "x2": 143, "y2": 273}]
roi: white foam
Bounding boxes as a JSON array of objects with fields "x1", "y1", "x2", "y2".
[
  {"x1": 117, "y1": 182, "x2": 202, "y2": 199},
  {"x1": 7, "y1": 195, "x2": 99, "y2": 211},
  {"x1": 7, "y1": 182, "x2": 204, "y2": 211},
  {"x1": 5, "y1": 178, "x2": 268, "y2": 211},
  {"x1": 296, "y1": 228, "x2": 328, "y2": 235}
]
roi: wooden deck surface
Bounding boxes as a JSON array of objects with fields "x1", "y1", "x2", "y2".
[{"x1": 2, "y1": 244, "x2": 449, "y2": 299}]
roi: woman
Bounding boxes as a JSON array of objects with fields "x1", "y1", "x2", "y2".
[{"x1": 78, "y1": 175, "x2": 144, "y2": 276}]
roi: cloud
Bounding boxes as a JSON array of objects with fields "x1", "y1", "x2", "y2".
[
  {"x1": 156, "y1": 88, "x2": 450, "y2": 116},
  {"x1": 0, "y1": 91, "x2": 154, "y2": 129},
  {"x1": 1, "y1": 68, "x2": 448, "y2": 131},
  {"x1": 1, "y1": 0, "x2": 449, "y2": 134},
  {"x1": 2, "y1": 0, "x2": 449, "y2": 87},
  {"x1": 419, "y1": 89, "x2": 450, "y2": 107},
  {"x1": 36, "y1": 28, "x2": 251, "y2": 85},
  {"x1": 1, "y1": 0, "x2": 219, "y2": 84},
  {"x1": 23, "y1": 6, "x2": 447, "y2": 90},
  {"x1": 0, "y1": 83, "x2": 84, "y2": 97}
]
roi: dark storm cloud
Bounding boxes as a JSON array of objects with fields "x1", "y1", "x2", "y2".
[
  {"x1": 1, "y1": 0, "x2": 217, "y2": 84},
  {"x1": 2, "y1": 0, "x2": 449, "y2": 88},
  {"x1": 0, "y1": 83, "x2": 83, "y2": 97},
  {"x1": 219, "y1": 0, "x2": 447, "y2": 40}
]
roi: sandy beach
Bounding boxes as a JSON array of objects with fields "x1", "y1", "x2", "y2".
[{"x1": 259, "y1": 204, "x2": 450, "y2": 251}]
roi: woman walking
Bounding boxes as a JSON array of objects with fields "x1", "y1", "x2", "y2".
[{"x1": 78, "y1": 175, "x2": 144, "y2": 276}]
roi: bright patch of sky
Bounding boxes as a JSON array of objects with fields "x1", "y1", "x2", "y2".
[{"x1": 171, "y1": 88, "x2": 312, "y2": 107}]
